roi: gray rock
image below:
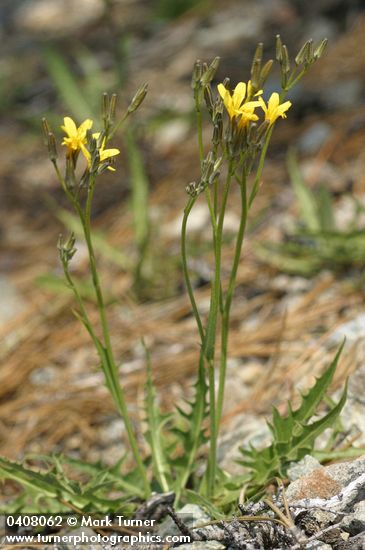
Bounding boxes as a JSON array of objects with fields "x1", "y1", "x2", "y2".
[
  {"x1": 298, "y1": 122, "x2": 332, "y2": 155},
  {"x1": 218, "y1": 413, "x2": 270, "y2": 476},
  {"x1": 342, "y1": 500, "x2": 365, "y2": 535},
  {"x1": 341, "y1": 530, "x2": 365, "y2": 549},
  {"x1": 325, "y1": 456, "x2": 365, "y2": 487},
  {"x1": 288, "y1": 455, "x2": 322, "y2": 481},
  {"x1": 305, "y1": 541, "x2": 332, "y2": 550},
  {"x1": 285, "y1": 464, "x2": 342, "y2": 502},
  {"x1": 321, "y1": 79, "x2": 363, "y2": 110},
  {"x1": 158, "y1": 504, "x2": 210, "y2": 539}
]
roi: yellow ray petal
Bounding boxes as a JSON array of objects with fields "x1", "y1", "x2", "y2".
[{"x1": 62, "y1": 117, "x2": 77, "y2": 137}]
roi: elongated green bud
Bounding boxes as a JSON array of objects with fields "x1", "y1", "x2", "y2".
[
  {"x1": 191, "y1": 59, "x2": 202, "y2": 89},
  {"x1": 251, "y1": 42, "x2": 263, "y2": 72},
  {"x1": 281, "y1": 45, "x2": 290, "y2": 73},
  {"x1": 251, "y1": 59, "x2": 261, "y2": 90},
  {"x1": 314, "y1": 38, "x2": 328, "y2": 60},
  {"x1": 47, "y1": 132, "x2": 58, "y2": 162},
  {"x1": 128, "y1": 82, "x2": 148, "y2": 113},
  {"x1": 204, "y1": 85, "x2": 214, "y2": 115},
  {"x1": 276, "y1": 35, "x2": 283, "y2": 61},
  {"x1": 102, "y1": 92, "x2": 109, "y2": 123},
  {"x1": 109, "y1": 93, "x2": 117, "y2": 125},
  {"x1": 259, "y1": 59, "x2": 273, "y2": 87},
  {"x1": 65, "y1": 156, "x2": 77, "y2": 189},
  {"x1": 295, "y1": 40, "x2": 311, "y2": 66}
]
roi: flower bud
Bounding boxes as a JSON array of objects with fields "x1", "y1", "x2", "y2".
[
  {"x1": 102, "y1": 92, "x2": 109, "y2": 123},
  {"x1": 259, "y1": 59, "x2": 273, "y2": 87},
  {"x1": 276, "y1": 35, "x2": 283, "y2": 62},
  {"x1": 58, "y1": 233, "x2": 77, "y2": 264},
  {"x1": 295, "y1": 40, "x2": 311, "y2": 66},
  {"x1": 47, "y1": 132, "x2": 58, "y2": 162},
  {"x1": 251, "y1": 42, "x2": 263, "y2": 85},
  {"x1": 109, "y1": 93, "x2": 117, "y2": 125},
  {"x1": 89, "y1": 149, "x2": 100, "y2": 174},
  {"x1": 186, "y1": 181, "x2": 198, "y2": 197},
  {"x1": 42, "y1": 117, "x2": 51, "y2": 141},
  {"x1": 281, "y1": 45, "x2": 290, "y2": 74},
  {"x1": 65, "y1": 156, "x2": 77, "y2": 189},
  {"x1": 213, "y1": 112, "x2": 223, "y2": 146},
  {"x1": 313, "y1": 38, "x2": 328, "y2": 60},
  {"x1": 128, "y1": 83, "x2": 148, "y2": 113},
  {"x1": 250, "y1": 59, "x2": 261, "y2": 91},
  {"x1": 204, "y1": 85, "x2": 214, "y2": 115},
  {"x1": 191, "y1": 60, "x2": 203, "y2": 89},
  {"x1": 200, "y1": 56, "x2": 220, "y2": 87}
]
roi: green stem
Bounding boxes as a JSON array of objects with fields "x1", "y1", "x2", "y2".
[
  {"x1": 216, "y1": 170, "x2": 248, "y2": 428},
  {"x1": 181, "y1": 197, "x2": 205, "y2": 343},
  {"x1": 194, "y1": 88, "x2": 204, "y2": 164},
  {"x1": 204, "y1": 162, "x2": 234, "y2": 360},
  {"x1": 205, "y1": 160, "x2": 234, "y2": 497},
  {"x1": 248, "y1": 127, "x2": 273, "y2": 209},
  {"x1": 80, "y1": 180, "x2": 149, "y2": 495},
  {"x1": 62, "y1": 263, "x2": 119, "y2": 405}
]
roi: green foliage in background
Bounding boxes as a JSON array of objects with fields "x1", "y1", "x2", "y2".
[{"x1": 256, "y1": 149, "x2": 365, "y2": 276}]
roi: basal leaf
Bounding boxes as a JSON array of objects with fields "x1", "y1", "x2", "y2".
[{"x1": 292, "y1": 341, "x2": 344, "y2": 424}]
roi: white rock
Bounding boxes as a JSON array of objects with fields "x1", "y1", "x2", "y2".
[
  {"x1": 153, "y1": 120, "x2": 190, "y2": 154},
  {"x1": 15, "y1": 0, "x2": 104, "y2": 34}
]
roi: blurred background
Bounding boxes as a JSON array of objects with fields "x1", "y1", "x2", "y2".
[{"x1": 1, "y1": 0, "x2": 365, "y2": 474}]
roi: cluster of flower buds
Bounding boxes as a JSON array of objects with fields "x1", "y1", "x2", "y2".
[
  {"x1": 186, "y1": 152, "x2": 222, "y2": 197},
  {"x1": 58, "y1": 232, "x2": 77, "y2": 265},
  {"x1": 191, "y1": 57, "x2": 220, "y2": 92},
  {"x1": 276, "y1": 35, "x2": 328, "y2": 90}
]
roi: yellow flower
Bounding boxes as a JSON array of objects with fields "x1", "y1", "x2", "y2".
[
  {"x1": 259, "y1": 93, "x2": 292, "y2": 125},
  {"x1": 61, "y1": 117, "x2": 93, "y2": 153},
  {"x1": 217, "y1": 81, "x2": 261, "y2": 127},
  {"x1": 83, "y1": 132, "x2": 120, "y2": 171}
]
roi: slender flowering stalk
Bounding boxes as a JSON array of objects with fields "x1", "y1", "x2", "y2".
[
  {"x1": 181, "y1": 36, "x2": 328, "y2": 497},
  {"x1": 46, "y1": 99, "x2": 151, "y2": 498}
]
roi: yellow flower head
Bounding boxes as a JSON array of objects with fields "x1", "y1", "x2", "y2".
[
  {"x1": 83, "y1": 132, "x2": 120, "y2": 172},
  {"x1": 61, "y1": 117, "x2": 93, "y2": 153},
  {"x1": 259, "y1": 93, "x2": 292, "y2": 125},
  {"x1": 217, "y1": 81, "x2": 262, "y2": 127}
]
